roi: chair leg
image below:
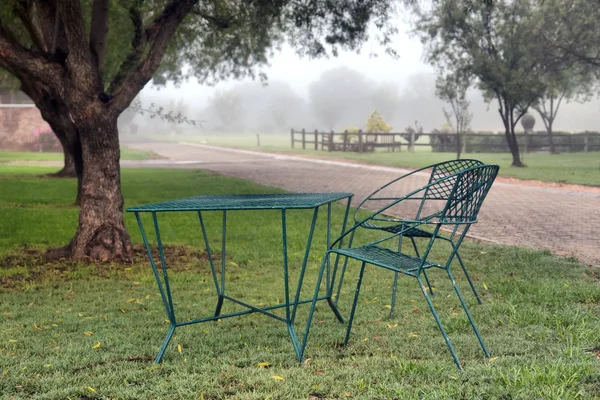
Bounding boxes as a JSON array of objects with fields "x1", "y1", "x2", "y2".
[
  {"x1": 344, "y1": 261, "x2": 367, "y2": 347},
  {"x1": 417, "y1": 276, "x2": 463, "y2": 371},
  {"x1": 410, "y1": 237, "x2": 434, "y2": 297},
  {"x1": 447, "y1": 270, "x2": 490, "y2": 358},
  {"x1": 456, "y1": 252, "x2": 482, "y2": 304},
  {"x1": 390, "y1": 271, "x2": 399, "y2": 319}
]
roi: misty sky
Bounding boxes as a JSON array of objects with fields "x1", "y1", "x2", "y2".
[{"x1": 140, "y1": 20, "x2": 600, "y2": 133}]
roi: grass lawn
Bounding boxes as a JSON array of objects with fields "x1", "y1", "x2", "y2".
[
  {"x1": 161, "y1": 133, "x2": 600, "y2": 187},
  {"x1": 0, "y1": 146, "x2": 162, "y2": 162},
  {"x1": 1, "y1": 167, "x2": 599, "y2": 399}
]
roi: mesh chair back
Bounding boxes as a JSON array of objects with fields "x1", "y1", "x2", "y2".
[
  {"x1": 424, "y1": 159, "x2": 484, "y2": 200},
  {"x1": 439, "y1": 164, "x2": 499, "y2": 224}
]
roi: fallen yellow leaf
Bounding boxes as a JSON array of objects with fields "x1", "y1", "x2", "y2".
[
  {"x1": 132, "y1": 282, "x2": 141, "y2": 286},
  {"x1": 229, "y1": 261, "x2": 239, "y2": 268},
  {"x1": 177, "y1": 344, "x2": 183, "y2": 353},
  {"x1": 489, "y1": 357, "x2": 498, "y2": 362},
  {"x1": 387, "y1": 323, "x2": 398, "y2": 329},
  {"x1": 363, "y1": 338, "x2": 369, "y2": 342},
  {"x1": 8, "y1": 339, "x2": 17, "y2": 343},
  {"x1": 84, "y1": 331, "x2": 94, "y2": 336},
  {"x1": 483, "y1": 282, "x2": 488, "y2": 290},
  {"x1": 91, "y1": 341, "x2": 101, "y2": 349},
  {"x1": 271, "y1": 376, "x2": 284, "y2": 381},
  {"x1": 87, "y1": 387, "x2": 96, "y2": 393},
  {"x1": 256, "y1": 362, "x2": 271, "y2": 368},
  {"x1": 343, "y1": 393, "x2": 352, "y2": 397},
  {"x1": 384, "y1": 305, "x2": 392, "y2": 309},
  {"x1": 407, "y1": 333, "x2": 419, "y2": 338}
]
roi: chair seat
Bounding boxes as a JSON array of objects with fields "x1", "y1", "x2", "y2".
[
  {"x1": 331, "y1": 245, "x2": 435, "y2": 276},
  {"x1": 362, "y1": 222, "x2": 435, "y2": 238}
]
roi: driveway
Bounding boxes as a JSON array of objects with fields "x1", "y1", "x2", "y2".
[{"x1": 126, "y1": 142, "x2": 600, "y2": 266}]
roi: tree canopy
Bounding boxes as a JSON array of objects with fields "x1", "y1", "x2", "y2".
[{"x1": 0, "y1": 0, "x2": 402, "y2": 261}]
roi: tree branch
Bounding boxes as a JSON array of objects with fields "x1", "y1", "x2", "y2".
[
  {"x1": 90, "y1": 0, "x2": 110, "y2": 80},
  {"x1": 13, "y1": 1, "x2": 48, "y2": 52},
  {"x1": 0, "y1": 21, "x2": 63, "y2": 90},
  {"x1": 110, "y1": 0, "x2": 199, "y2": 113},
  {"x1": 107, "y1": 1, "x2": 146, "y2": 94},
  {"x1": 57, "y1": 0, "x2": 99, "y2": 89}
]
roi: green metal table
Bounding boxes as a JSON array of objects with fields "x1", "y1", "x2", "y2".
[{"x1": 127, "y1": 192, "x2": 353, "y2": 363}]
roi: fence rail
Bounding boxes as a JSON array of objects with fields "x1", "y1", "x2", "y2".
[{"x1": 290, "y1": 129, "x2": 600, "y2": 153}]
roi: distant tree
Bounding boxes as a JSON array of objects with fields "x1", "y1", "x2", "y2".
[
  {"x1": 371, "y1": 83, "x2": 401, "y2": 124},
  {"x1": 211, "y1": 89, "x2": 244, "y2": 132},
  {"x1": 265, "y1": 82, "x2": 305, "y2": 132},
  {"x1": 308, "y1": 67, "x2": 372, "y2": 130},
  {"x1": 366, "y1": 109, "x2": 393, "y2": 133},
  {"x1": 531, "y1": 65, "x2": 596, "y2": 154},
  {"x1": 436, "y1": 69, "x2": 472, "y2": 159},
  {"x1": 416, "y1": 0, "x2": 554, "y2": 167}
]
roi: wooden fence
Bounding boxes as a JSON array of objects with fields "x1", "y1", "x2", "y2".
[{"x1": 290, "y1": 129, "x2": 600, "y2": 153}]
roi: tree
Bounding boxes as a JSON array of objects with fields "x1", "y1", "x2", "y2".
[
  {"x1": 531, "y1": 65, "x2": 596, "y2": 154},
  {"x1": 416, "y1": 0, "x2": 553, "y2": 167},
  {"x1": 539, "y1": 0, "x2": 600, "y2": 69},
  {"x1": 370, "y1": 82, "x2": 401, "y2": 124},
  {"x1": 210, "y1": 89, "x2": 244, "y2": 132},
  {"x1": 436, "y1": 69, "x2": 472, "y2": 159},
  {"x1": 366, "y1": 109, "x2": 392, "y2": 133},
  {"x1": 308, "y1": 67, "x2": 373, "y2": 130},
  {"x1": 0, "y1": 0, "x2": 398, "y2": 261}
]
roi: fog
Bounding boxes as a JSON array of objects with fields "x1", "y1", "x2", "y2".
[{"x1": 131, "y1": 21, "x2": 600, "y2": 135}]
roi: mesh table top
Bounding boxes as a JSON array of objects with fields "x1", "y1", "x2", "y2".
[{"x1": 127, "y1": 192, "x2": 353, "y2": 213}]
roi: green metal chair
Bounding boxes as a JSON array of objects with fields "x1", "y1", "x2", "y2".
[
  {"x1": 302, "y1": 164, "x2": 499, "y2": 370},
  {"x1": 336, "y1": 160, "x2": 486, "y2": 319}
]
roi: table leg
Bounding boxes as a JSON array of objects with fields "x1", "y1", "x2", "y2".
[
  {"x1": 197, "y1": 211, "x2": 224, "y2": 317},
  {"x1": 135, "y1": 212, "x2": 177, "y2": 364},
  {"x1": 215, "y1": 210, "x2": 227, "y2": 317},
  {"x1": 328, "y1": 197, "x2": 352, "y2": 316}
]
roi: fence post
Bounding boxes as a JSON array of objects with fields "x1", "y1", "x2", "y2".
[
  {"x1": 585, "y1": 133, "x2": 589, "y2": 153},
  {"x1": 524, "y1": 131, "x2": 529, "y2": 154},
  {"x1": 257, "y1": 133, "x2": 260, "y2": 147},
  {"x1": 358, "y1": 130, "x2": 363, "y2": 153},
  {"x1": 567, "y1": 134, "x2": 571, "y2": 153},
  {"x1": 302, "y1": 128, "x2": 306, "y2": 149},
  {"x1": 291, "y1": 129, "x2": 294, "y2": 148},
  {"x1": 314, "y1": 129, "x2": 318, "y2": 150},
  {"x1": 328, "y1": 130, "x2": 334, "y2": 152},
  {"x1": 462, "y1": 134, "x2": 467, "y2": 154},
  {"x1": 409, "y1": 130, "x2": 415, "y2": 153},
  {"x1": 343, "y1": 130, "x2": 348, "y2": 152}
]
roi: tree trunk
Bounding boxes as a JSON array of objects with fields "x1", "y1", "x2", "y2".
[
  {"x1": 547, "y1": 120, "x2": 558, "y2": 154},
  {"x1": 50, "y1": 129, "x2": 76, "y2": 177},
  {"x1": 46, "y1": 109, "x2": 132, "y2": 261},
  {"x1": 505, "y1": 127, "x2": 525, "y2": 167}
]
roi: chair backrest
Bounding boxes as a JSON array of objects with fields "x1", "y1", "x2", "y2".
[
  {"x1": 423, "y1": 159, "x2": 485, "y2": 200},
  {"x1": 438, "y1": 164, "x2": 499, "y2": 224},
  {"x1": 354, "y1": 159, "x2": 486, "y2": 224}
]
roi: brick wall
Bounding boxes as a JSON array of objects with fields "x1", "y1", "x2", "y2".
[{"x1": 0, "y1": 106, "x2": 52, "y2": 151}]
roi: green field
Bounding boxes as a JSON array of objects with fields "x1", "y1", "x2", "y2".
[
  {"x1": 1, "y1": 166, "x2": 599, "y2": 399},
  {"x1": 0, "y1": 146, "x2": 162, "y2": 162},
  {"x1": 161, "y1": 133, "x2": 600, "y2": 187}
]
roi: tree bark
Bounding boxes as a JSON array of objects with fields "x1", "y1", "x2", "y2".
[
  {"x1": 47, "y1": 108, "x2": 131, "y2": 261},
  {"x1": 53, "y1": 132, "x2": 76, "y2": 177}
]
